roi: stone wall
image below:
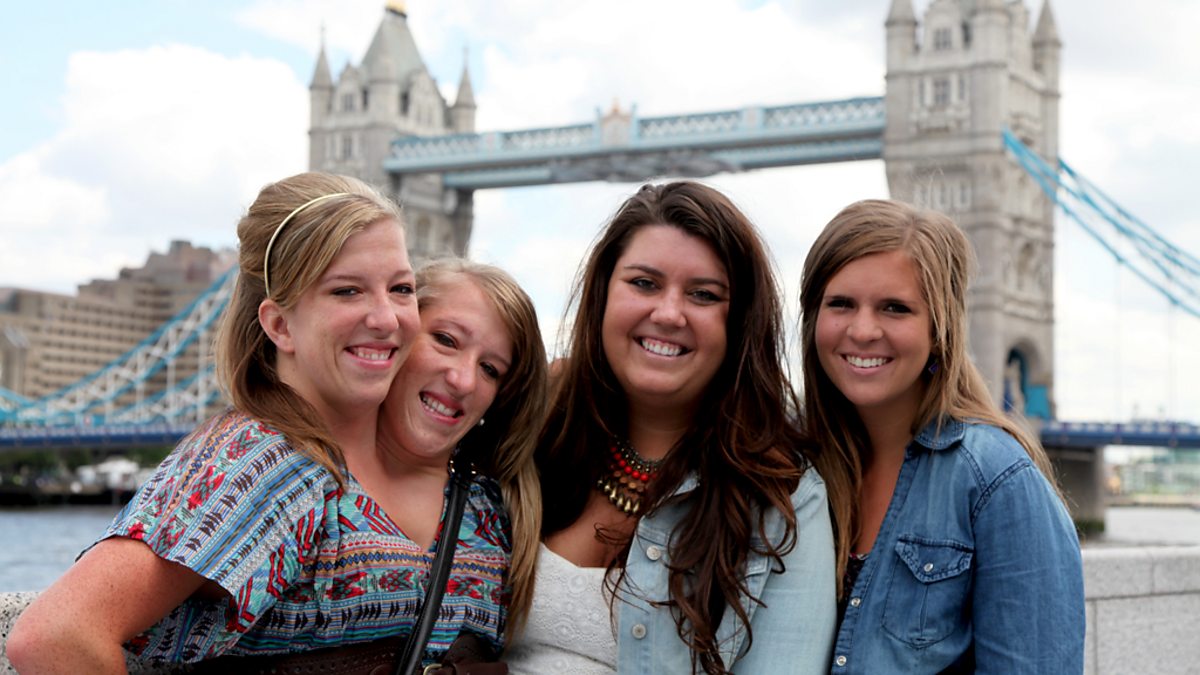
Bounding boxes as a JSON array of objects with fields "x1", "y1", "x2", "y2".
[
  {"x1": 1083, "y1": 546, "x2": 1200, "y2": 674},
  {"x1": 3, "y1": 546, "x2": 1199, "y2": 673}
]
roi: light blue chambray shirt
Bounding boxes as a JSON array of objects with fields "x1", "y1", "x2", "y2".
[
  {"x1": 832, "y1": 418, "x2": 1085, "y2": 674},
  {"x1": 616, "y1": 466, "x2": 836, "y2": 673}
]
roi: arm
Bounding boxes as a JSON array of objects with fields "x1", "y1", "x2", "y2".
[
  {"x1": 7, "y1": 537, "x2": 210, "y2": 675},
  {"x1": 732, "y1": 469, "x2": 837, "y2": 674},
  {"x1": 971, "y1": 464, "x2": 1085, "y2": 674}
]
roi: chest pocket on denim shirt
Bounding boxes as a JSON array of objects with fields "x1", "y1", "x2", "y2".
[{"x1": 882, "y1": 535, "x2": 973, "y2": 647}]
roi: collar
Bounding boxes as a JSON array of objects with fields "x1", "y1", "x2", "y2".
[{"x1": 911, "y1": 416, "x2": 966, "y2": 452}]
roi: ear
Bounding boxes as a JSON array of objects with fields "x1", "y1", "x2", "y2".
[{"x1": 258, "y1": 299, "x2": 296, "y2": 354}]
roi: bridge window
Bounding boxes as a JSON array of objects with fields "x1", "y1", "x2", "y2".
[
  {"x1": 933, "y1": 78, "x2": 951, "y2": 107},
  {"x1": 401, "y1": 92, "x2": 410, "y2": 115},
  {"x1": 341, "y1": 134, "x2": 354, "y2": 160},
  {"x1": 341, "y1": 92, "x2": 355, "y2": 112},
  {"x1": 361, "y1": 89, "x2": 369, "y2": 111},
  {"x1": 934, "y1": 27, "x2": 953, "y2": 51}
]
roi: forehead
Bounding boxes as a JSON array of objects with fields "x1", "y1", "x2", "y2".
[
  {"x1": 827, "y1": 250, "x2": 923, "y2": 297},
  {"x1": 616, "y1": 225, "x2": 727, "y2": 279}
]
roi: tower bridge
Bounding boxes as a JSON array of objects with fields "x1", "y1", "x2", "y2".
[{"x1": 3, "y1": 0, "x2": 1199, "y2": 531}]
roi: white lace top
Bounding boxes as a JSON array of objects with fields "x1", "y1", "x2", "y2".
[{"x1": 506, "y1": 543, "x2": 617, "y2": 674}]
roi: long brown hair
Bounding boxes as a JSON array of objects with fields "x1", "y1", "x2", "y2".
[
  {"x1": 538, "y1": 181, "x2": 833, "y2": 674},
  {"x1": 414, "y1": 259, "x2": 547, "y2": 639},
  {"x1": 215, "y1": 171, "x2": 405, "y2": 479},
  {"x1": 799, "y1": 199, "x2": 1060, "y2": 564}
]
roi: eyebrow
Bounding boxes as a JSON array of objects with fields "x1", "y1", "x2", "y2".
[{"x1": 621, "y1": 263, "x2": 729, "y2": 290}]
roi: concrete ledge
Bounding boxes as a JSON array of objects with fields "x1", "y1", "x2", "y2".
[
  {"x1": 1081, "y1": 546, "x2": 1200, "y2": 675},
  {"x1": 3, "y1": 547, "x2": 1198, "y2": 674}
]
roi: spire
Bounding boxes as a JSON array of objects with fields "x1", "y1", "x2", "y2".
[
  {"x1": 310, "y1": 30, "x2": 333, "y2": 90},
  {"x1": 886, "y1": 0, "x2": 916, "y2": 24},
  {"x1": 1034, "y1": 0, "x2": 1061, "y2": 46},
  {"x1": 363, "y1": 2, "x2": 426, "y2": 84},
  {"x1": 454, "y1": 47, "x2": 475, "y2": 108}
]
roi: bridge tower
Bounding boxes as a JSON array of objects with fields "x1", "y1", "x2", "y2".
[
  {"x1": 308, "y1": 1, "x2": 476, "y2": 259},
  {"x1": 883, "y1": 0, "x2": 1061, "y2": 418}
]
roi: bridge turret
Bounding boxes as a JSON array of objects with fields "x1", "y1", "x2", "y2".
[
  {"x1": 450, "y1": 53, "x2": 477, "y2": 134},
  {"x1": 308, "y1": 3, "x2": 475, "y2": 260},
  {"x1": 885, "y1": 0, "x2": 916, "y2": 68},
  {"x1": 308, "y1": 42, "x2": 334, "y2": 170},
  {"x1": 883, "y1": 0, "x2": 1058, "y2": 415}
]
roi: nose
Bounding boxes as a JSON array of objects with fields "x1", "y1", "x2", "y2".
[
  {"x1": 846, "y1": 310, "x2": 882, "y2": 342},
  {"x1": 649, "y1": 289, "x2": 687, "y2": 328},
  {"x1": 364, "y1": 290, "x2": 401, "y2": 334},
  {"x1": 444, "y1": 356, "x2": 477, "y2": 395}
]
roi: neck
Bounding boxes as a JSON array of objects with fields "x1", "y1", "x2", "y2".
[
  {"x1": 859, "y1": 407, "x2": 917, "y2": 466},
  {"x1": 371, "y1": 423, "x2": 453, "y2": 481},
  {"x1": 626, "y1": 406, "x2": 691, "y2": 461},
  {"x1": 325, "y1": 408, "x2": 380, "y2": 462}
]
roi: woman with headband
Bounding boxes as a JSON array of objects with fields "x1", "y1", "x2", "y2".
[{"x1": 10, "y1": 173, "x2": 545, "y2": 673}]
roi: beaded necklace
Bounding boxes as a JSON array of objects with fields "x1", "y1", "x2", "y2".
[{"x1": 596, "y1": 437, "x2": 665, "y2": 516}]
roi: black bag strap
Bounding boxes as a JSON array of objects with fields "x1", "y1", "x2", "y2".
[{"x1": 394, "y1": 461, "x2": 473, "y2": 675}]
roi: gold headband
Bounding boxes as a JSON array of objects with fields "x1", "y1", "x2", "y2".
[{"x1": 262, "y1": 192, "x2": 351, "y2": 297}]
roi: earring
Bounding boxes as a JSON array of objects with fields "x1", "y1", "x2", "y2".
[
  {"x1": 927, "y1": 360, "x2": 939, "y2": 375},
  {"x1": 477, "y1": 418, "x2": 485, "y2": 427}
]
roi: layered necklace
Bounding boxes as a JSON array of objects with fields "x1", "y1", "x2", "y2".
[{"x1": 596, "y1": 437, "x2": 665, "y2": 516}]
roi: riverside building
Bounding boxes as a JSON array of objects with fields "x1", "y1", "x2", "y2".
[{"x1": 0, "y1": 241, "x2": 234, "y2": 407}]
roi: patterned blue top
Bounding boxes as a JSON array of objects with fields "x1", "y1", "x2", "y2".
[{"x1": 98, "y1": 409, "x2": 511, "y2": 664}]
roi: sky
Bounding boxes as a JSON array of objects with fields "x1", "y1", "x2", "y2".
[{"x1": 1, "y1": 0, "x2": 1197, "y2": 424}]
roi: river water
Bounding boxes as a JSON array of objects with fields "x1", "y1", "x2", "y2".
[{"x1": 1, "y1": 504, "x2": 1198, "y2": 592}]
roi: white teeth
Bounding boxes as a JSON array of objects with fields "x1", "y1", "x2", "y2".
[
  {"x1": 352, "y1": 347, "x2": 391, "y2": 361},
  {"x1": 640, "y1": 338, "x2": 683, "y2": 357},
  {"x1": 846, "y1": 355, "x2": 888, "y2": 368},
  {"x1": 421, "y1": 394, "x2": 458, "y2": 417}
]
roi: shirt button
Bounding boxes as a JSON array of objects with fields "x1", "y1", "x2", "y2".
[
  {"x1": 835, "y1": 655, "x2": 847, "y2": 667},
  {"x1": 923, "y1": 562, "x2": 934, "y2": 572},
  {"x1": 849, "y1": 597, "x2": 861, "y2": 607},
  {"x1": 631, "y1": 624, "x2": 647, "y2": 639},
  {"x1": 646, "y1": 545, "x2": 663, "y2": 561}
]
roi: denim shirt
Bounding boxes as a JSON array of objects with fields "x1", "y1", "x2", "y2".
[
  {"x1": 617, "y1": 466, "x2": 836, "y2": 673},
  {"x1": 832, "y1": 418, "x2": 1085, "y2": 674}
]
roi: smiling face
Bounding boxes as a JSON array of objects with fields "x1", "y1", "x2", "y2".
[
  {"x1": 380, "y1": 277, "x2": 514, "y2": 465},
  {"x1": 601, "y1": 224, "x2": 730, "y2": 417},
  {"x1": 266, "y1": 217, "x2": 419, "y2": 423},
  {"x1": 815, "y1": 249, "x2": 932, "y2": 427}
]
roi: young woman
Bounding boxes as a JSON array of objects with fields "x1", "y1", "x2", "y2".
[
  {"x1": 506, "y1": 181, "x2": 841, "y2": 674},
  {"x1": 799, "y1": 199, "x2": 1084, "y2": 673},
  {"x1": 8, "y1": 176, "x2": 545, "y2": 672},
  {"x1": 375, "y1": 258, "x2": 547, "y2": 659}
]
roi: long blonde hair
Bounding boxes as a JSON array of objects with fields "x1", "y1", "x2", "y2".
[
  {"x1": 799, "y1": 199, "x2": 1060, "y2": 565},
  {"x1": 215, "y1": 171, "x2": 405, "y2": 480},
  {"x1": 416, "y1": 258, "x2": 547, "y2": 639}
]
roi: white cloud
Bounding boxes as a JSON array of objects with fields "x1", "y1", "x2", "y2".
[{"x1": 0, "y1": 43, "x2": 308, "y2": 292}]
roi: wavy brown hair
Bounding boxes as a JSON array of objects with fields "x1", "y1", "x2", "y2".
[
  {"x1": 799, "y1": 199, "x2": 1061, "y2": 565},
  {"x1": 215, "y1": 171, "x2": 406, "y2": 480},
  {"x1": 413, "y1": 259, "x2": 547, "y2": 639},
  {"x1": 537, "y1": 181, "x2": 841, "y2": 674}
]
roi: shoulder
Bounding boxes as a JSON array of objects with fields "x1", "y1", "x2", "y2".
[
  {"x1": 790, "y1": 463, "x2": 829, "y2": 510},
  {"x1": 954, "y1": 420, "x2": 1036, "y2": 482},
  {"x1": 915, "y1": 418, "x2": 1032, "y2": 486}
]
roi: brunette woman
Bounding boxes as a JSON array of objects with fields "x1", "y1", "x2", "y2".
[
  {"x1": 506, "y1": 181, "x2": 841, "y2": 674},
  {"x1": 799, "y1": 199, "x2": 1084, "y2": 673}
]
